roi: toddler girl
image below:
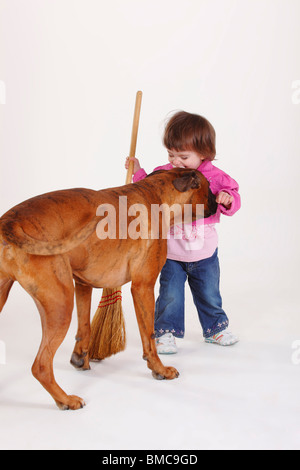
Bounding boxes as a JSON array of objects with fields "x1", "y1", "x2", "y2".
[{"x1": 125, "y1": 111, "x2": 241, "y2": 353}]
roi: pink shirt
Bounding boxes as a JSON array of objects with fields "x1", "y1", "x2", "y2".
[{"x1": 133, "y1": 161, "x2": 241, "y2": 262}]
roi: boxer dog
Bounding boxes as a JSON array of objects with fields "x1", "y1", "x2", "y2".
[{"x1": 0, "y1": 169, "x2": 217, "y2": 410}]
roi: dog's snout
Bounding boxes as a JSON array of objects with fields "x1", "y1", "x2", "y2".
[{"x1": 205, "y1": 188, "x2": 218, "y2": 217}]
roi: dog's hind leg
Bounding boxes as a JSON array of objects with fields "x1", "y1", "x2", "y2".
[
  {"x1": 26, "y1": 257, "x2": 86, "y2": 410},
  {"x1": 70, "y1": 282, "x2": 92, "y2": 371}
]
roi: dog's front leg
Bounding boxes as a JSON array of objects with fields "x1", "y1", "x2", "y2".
[{"x1": 131, "y1": 280, "x2": 179, "y2": 380}]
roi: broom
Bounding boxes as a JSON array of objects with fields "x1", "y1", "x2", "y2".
[{"x1": 89, "y1": 91, "x2": 143, "y2": 361}]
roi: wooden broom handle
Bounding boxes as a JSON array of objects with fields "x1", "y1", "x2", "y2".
[{"x1": 125, "y1": 91, "x2": 143, "y2": 185}]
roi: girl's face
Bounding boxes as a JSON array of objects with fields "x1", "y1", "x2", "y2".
[{"x1": 167, "y1": 149, "x2": 204, "y2": 169}]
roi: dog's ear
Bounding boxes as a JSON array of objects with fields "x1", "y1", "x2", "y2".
[{"x1": 172, "y1": 171, "x2": 201, "y2": 192}]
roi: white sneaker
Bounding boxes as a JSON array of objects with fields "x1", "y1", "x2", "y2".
[
  {"x1": 205, "y1": 328, "x2": 239, "y2": 346},
  {"x1": 156, "y1": 333, "x2": 178, "y2": 354}
]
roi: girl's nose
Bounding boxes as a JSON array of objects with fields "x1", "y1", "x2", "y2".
[{"x1": 174, "y1": 159, "x2": 185, "y2": 168}]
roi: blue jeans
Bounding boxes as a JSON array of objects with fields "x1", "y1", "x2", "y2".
[{"x1": 155, "y1": 249, "x2": 229, "y2": 339}]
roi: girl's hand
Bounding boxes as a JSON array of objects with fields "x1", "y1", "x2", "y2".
[
  {"x1": 216, "y1": 191, "x2": 234, "y2": 208},
  {"x1": 125, "y1": 157, "x2": 141, "y2": 174}
]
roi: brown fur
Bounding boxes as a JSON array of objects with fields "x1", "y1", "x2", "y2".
[{"x1": 0, "y1": 169, "x2": 217, "y2": 410}]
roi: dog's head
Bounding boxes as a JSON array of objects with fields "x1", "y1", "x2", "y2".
[
  {"x1": 168, "y1": 168, "x2": 218, "y2": 219},
  {"x1": 172, "y1": 169, "x2": 217, "y2": 218},
  {"x1": 145, "y1": 168, "x2": 217, "y2": 225}
]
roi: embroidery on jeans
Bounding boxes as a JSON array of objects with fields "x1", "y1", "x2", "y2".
[
  {"x1": 206, "y1": 320, "x2": 228, "y2": 335},
  {"x1": 156, "y1": 328, "x2": 184, "y2": 337}
]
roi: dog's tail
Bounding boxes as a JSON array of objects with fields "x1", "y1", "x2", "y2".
[
  {"x1": 0, "y1": 217, "x2": 99, "y2": 256},
  {"x1": 0, "y1": 273, "x2": 14, "y2": 314},
  {"x1": 0, "y1": 238, "x2": 14, "y2": 313}
]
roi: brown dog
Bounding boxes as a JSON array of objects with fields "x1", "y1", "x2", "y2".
[{"x1": 0, "y1": 168, "x2": 217, "y2": 410}]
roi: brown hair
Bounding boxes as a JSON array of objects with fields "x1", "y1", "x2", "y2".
[{"x1": 163, "y1": 111, "x2": 216, "y2": 161}]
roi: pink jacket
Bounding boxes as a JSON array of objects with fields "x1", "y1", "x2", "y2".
[{"x1": 133, "y1": 160, "x2": 241, "y2": 224}]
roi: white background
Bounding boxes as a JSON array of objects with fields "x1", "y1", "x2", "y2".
[{"x1": 0, "y1": 0, "x2": 300, "y2": 450}]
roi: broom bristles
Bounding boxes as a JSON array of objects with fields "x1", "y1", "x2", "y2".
[{"x1": 89, "y1": 287, "x2": 126, "y2": 361}]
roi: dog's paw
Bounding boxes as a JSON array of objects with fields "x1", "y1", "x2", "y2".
[
  {"x1": 152, "y1": 366, "x2": 179, "y2": 380},
  {"x1": 70, "y1": 352, "x2": 91, "y2": 371},
  {"x1": 55, "y1": 395, "x2": 86, "y2": 411}
]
